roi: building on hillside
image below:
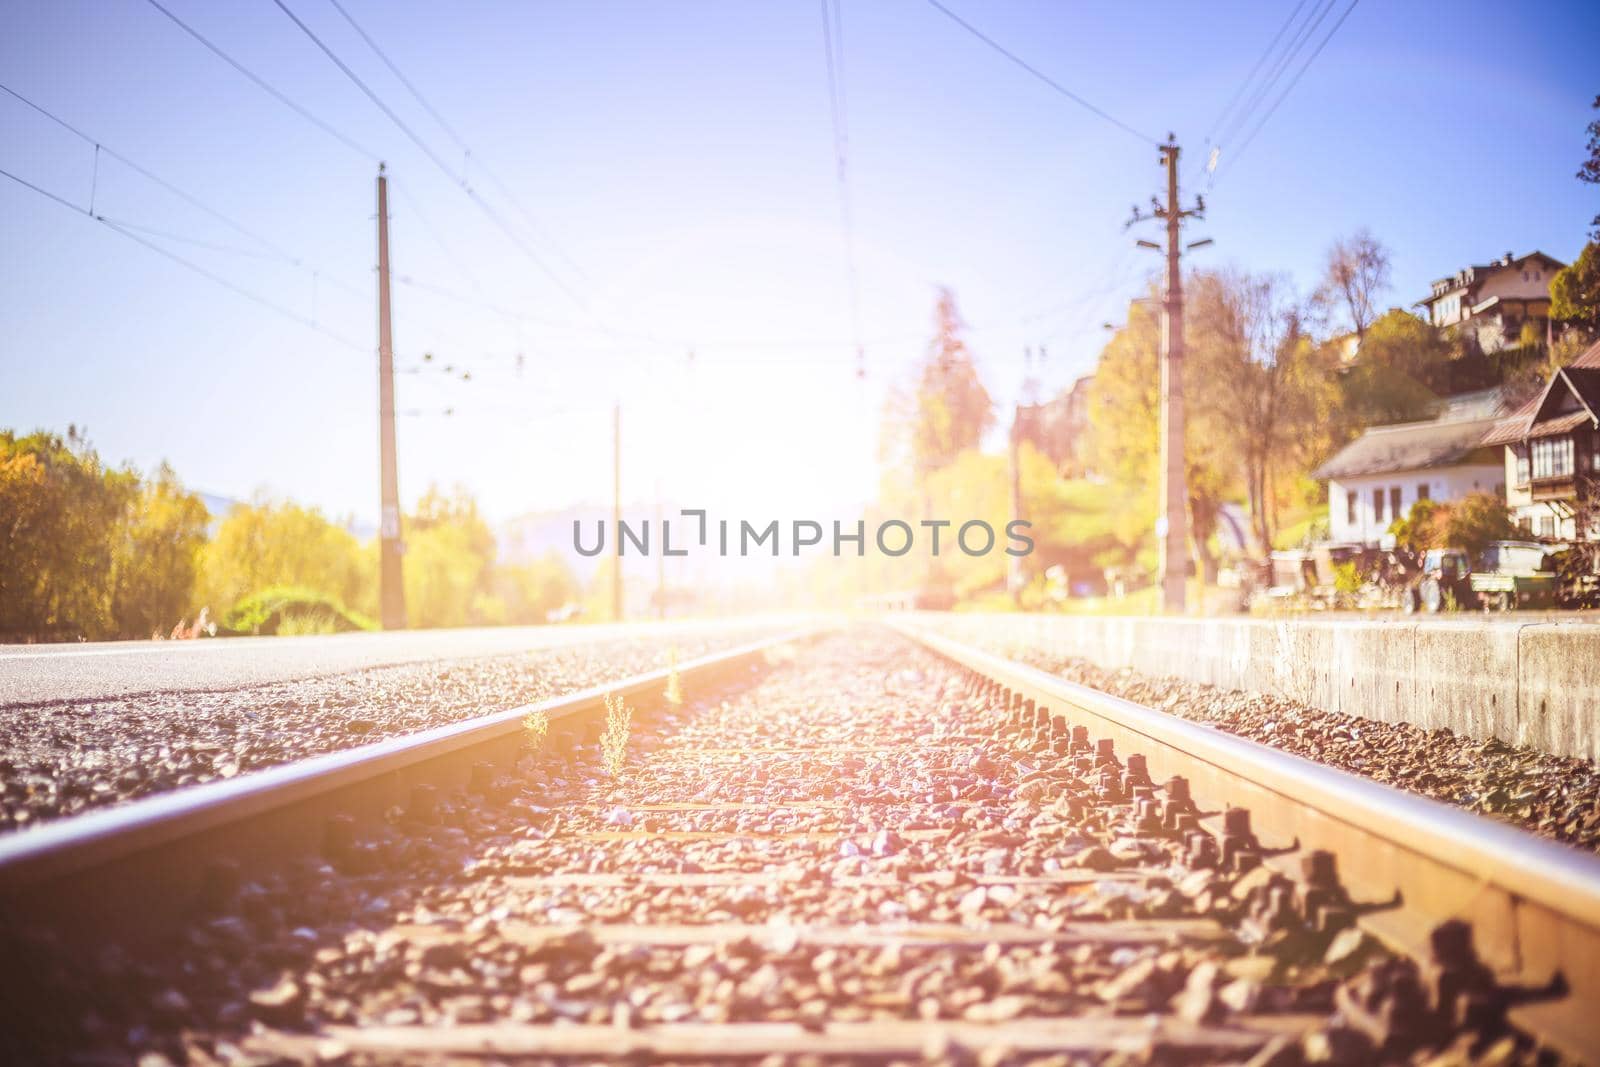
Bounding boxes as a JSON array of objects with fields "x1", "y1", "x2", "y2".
[
  {"x1": 1313, "y1": 391, "x2": 1508, "y2": 545},
  {"x1": 1015, "y1": 374, "x2": 1095, "y2": 478},
  {"x1": 1415, "y1": 250, "x2": 1565, "y2": 354},
  {"x1": 1483, "y1": 339, "x2": 1600, "y2": 539}
]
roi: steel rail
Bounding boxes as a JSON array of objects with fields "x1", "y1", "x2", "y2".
[
  {"x1": 0, "y1": 628, "x2": 818, "y2": 944},
  {"x1": 891, "y1": 619, "x2": 1600, "y2": 1061}
]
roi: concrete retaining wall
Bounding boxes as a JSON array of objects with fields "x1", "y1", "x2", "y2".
[{"x1": 923, "y1": 613, "x2": 1600, "y2": 762}]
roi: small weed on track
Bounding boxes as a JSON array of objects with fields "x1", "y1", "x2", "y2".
[{"x1": 601, "y1": 692, "x2": 631, "y2": 777}]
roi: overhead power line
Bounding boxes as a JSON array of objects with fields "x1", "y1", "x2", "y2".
[
  {"x1": 0, "y1": 164, "x2": 364, "y2": 352},
  {"x1": 923, "y1": 0, "x2": 1159, "y2": 147},
  {"x1": 141, "y1": 0, "x2": 379, "y2": 160},
  {"x1": 1198, "y1": 0, "x2": 1310, "y2": 175},
  {"x1": 269, "y1": 0, "x2": 588, "y2": 309},
  {"x1": 321, "y1": 0, "x2": 589, "y2": 284},
  {"x1": 819, "y1": 0, "x2": 866, "y2": 378},
  {"x1": 1, "y1": 80, "x2": 303, "y2": 265},
  {"x1": 1217, "y1": 0, "x2": 1337, "y2": 152},
  {"x1": 1218, "y1": 0, "x2": 1359, "y2": 179}
]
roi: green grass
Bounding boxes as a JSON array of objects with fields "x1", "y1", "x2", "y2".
[{"x1": 221, "y1": 586, "x2": 376, "y2": 636}]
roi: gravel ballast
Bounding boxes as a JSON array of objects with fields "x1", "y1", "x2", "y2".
[
  {"x1": 2, "y1": 628, "x2": 1556, "y2": 1065},
  {"x1": 0, "y1": 623, "x2": 789, "y2": 833},
  {"x1": 910, "y1": 618, "x2": 1600, "y2": 855}
]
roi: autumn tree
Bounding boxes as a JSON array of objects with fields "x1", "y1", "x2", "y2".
[
  {"x1": 1578, "y1": 93, "x2": 1600, "y2": 239},
  {"x1": 197, "y1": 497, "x2": 373, "y2": 619},
  {"x1": 110, "y1": 462, "x2": 210, "y2": 638},
  {"x1": 1088, "y1": 289, "x2": 1239, "y2": 576},
  {"x1": 1188, "y1": 268, "x2": 1323, "y2": 552},
  {"x1": 0, "y1": 429, "x2": 138, "y2": 639},
  {"x1": 1551, "y1": 241, "x2": 1600, "y2": 337},
  {"x1": 1313, "y1": 229, "x2": 1392, "y2": 342},
  {"x1": 1330, "y1": 309, "x2": 1444, "y2": 436},
  {"x1": 885, "y1": 288, "x2": 994, "y2": 480}
]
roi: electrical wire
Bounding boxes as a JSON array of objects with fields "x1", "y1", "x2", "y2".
[
  {"x1": 923, "y1": 0, "x2": 1159, "y2": 147},
  {"x1": 269, "y1": 0, "x2": 588, "y2": 309},
  {"x1": 1, "y1": 80, "x2": 303, "y2": 264},
  {"x1": 1217, "y1": 0, "x2": 1337, "y2": 153},
  {"x1": 1217, "y1": 0, "x2": 1359, "y2": 179},
  {"x1": 322, "y1": 0, "x2": 590, "y2": 285},
  {"x1": 1203, "y1": 0, "x2": 1310, "y2": 155},
  {"x1": 1, "y1": 164, "x2": 366, "y2": 351},
  {"x1": 819, "y1": 0, "x2": 866, "y2": 377},
  {"x1": 141, "y1": 0, "x2": 380, "y2": 161}
]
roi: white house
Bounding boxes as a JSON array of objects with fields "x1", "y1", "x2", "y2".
[
  {"x1": 1314, "y1": 396, "x2": 1507, "y2": 544},
  {"x1": 1415, "y1": 250, "x2": 1565, "y2": 354}
]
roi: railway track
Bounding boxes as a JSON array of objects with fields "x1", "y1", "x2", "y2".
[{"x1": 1, "y1": 622, "x2": 1596, "y2": 1064}]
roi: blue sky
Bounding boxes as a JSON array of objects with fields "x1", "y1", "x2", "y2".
[{"x1": 2, "y1": 0, "x2": 1597, "y2": 524}]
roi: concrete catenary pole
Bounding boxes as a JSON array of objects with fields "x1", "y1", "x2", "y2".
[
  {"x1": 376, "y1": 164, "x2": 407, "y2": 630},
  {"x1": 612, "y1": 401, "x2": 623, "y2": 622},
  {"x1": 1157, "y1": 142, "x2": 1187, "y2": 615}
]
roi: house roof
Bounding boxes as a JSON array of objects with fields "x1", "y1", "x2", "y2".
[
  {"x1": 1481, "y1": 339, "x2": 1600, "y2": 446},
  {"x1": 1423, "y1": 251, "x2": 1567, "y2": 301},
  {"x1": 1312, "y1": 416, "x2": 1503, "y2": 481}
]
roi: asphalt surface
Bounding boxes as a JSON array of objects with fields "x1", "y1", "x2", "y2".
[{"x1": 0, "y1": 618, "x2": 809, "y2": 707}]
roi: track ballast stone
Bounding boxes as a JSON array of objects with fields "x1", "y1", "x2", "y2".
[
  {"x1": 0, "y1": 623, "x2": 786, "y2": 833},
  {"x1": 1, "y1": 628, "x2": 1559, "y2": 1065}
]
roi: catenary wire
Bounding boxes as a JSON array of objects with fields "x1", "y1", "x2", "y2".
[{"x1": 923, "y1": 0, "x2": 1159, "y2": 147}]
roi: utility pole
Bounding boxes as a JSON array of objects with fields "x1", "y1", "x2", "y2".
[
  {"x1": 654, "y1": 482, "x2": 666, "y2": 620},
  {"x1": 376, "y1": 163, "x2": 406, "y2": 630},
  {"x1": 1007, "y1": 402, "x2": 1024, "y2": 606},
  {"x1": 611, "y1": 401, "x2": 623, "y2": 622},
  {"x1": 1128, "y1": 137, "x2": 1206, "y2": 615}
]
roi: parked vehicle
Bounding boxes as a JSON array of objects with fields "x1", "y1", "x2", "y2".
[
  {"x1": 1412, "y1": 548, "x2": 1472, "y2": 613},
  {"x1": 1468, "y1": 541, "x2": 1557, "y2": 612}
]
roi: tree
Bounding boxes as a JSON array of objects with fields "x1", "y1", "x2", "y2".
[
  {"x1": 1551, "y1": 241, "x2": 1600, "y2": 337},
  {"x1": 1188, "y1": 268, "x2": 1318, "y2": 551},
  {"x1": 110, "y1": 462, "x2": 209, "y2": 638},
  {"x1": 0, "y1": 429, "x2": 137, "y2": 640},
  {"x1": 1578, "y1": 94, "x2": 1600, "y2": 239},
  {"x1": 1087, "y1": 287, "x2": 1242, "y2": 572},
  {"x1": 886, "y1": 289, "x2": 994, "y2": 479},
  {"x1": 403, "y1": 485, "x2": 497, "y2": 628},
  {"x1": 1439, "y1": 492, "x2": 1521, "y2": 557},
  {"x1": 1327, "y1": 309, "x2": 1444, "y2": 441},
  {"x1": 197, "y1": 497, "x2": 372, "y2": 619},
  {"x1": 1314, "y1": 229, "x2": 1392, "y2": 342}
]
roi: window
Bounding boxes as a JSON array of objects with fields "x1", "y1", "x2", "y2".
[
  {"x1": 1347, "y1": 489, "x2": 1357, "y2": 526},
  {"x1": 1515, "y1": 447, "x2": 1530, "y2": 485},
  {"x1": 1372, "y1": 487, "x2": 1385, "y2": 525},
  {"x1": 1390, "y1": 487, "x2": 1402, "y2": 521},
  {"x1": 1532, "y1": 436, "x2": 1574, "y2": 479},
  {"x1": 1416, "y1": 483, "x2": 1430, "y2": 501}
]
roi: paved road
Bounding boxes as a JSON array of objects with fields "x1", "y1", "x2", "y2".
[{"x1": 0, "y1": 618, "x2": 803, "y2": 707}]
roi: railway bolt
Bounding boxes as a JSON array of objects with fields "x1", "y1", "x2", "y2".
[
  {"x1": 1122, "y1": 753, "x2": 1153, "y2": 790},
  {"x1": 1298, "y1": 850, "x2": 1353, "y2": 933},
  {"x1": 1221, "y1": 808, "x2": 1262, "y2": 872},
  {"x1": 1184, "y1": 829, "x2": 1219, "y2": 869},
  {"x1": 1069, "y1": 725, "x2": 1091, "y2": 755},
  {"x1": 1094, "y1": 737, "x2": 1119, "y2": 769}
]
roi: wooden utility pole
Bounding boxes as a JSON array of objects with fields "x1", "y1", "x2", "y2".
[
  {"x1": 611, "y1": 401, "x2": 623, "y2": 622},
  {"x1": 654, "y1": 483, "x2": 666, "y2": 620},
  {"x1": 1007, "y1": 402, "x2": 1025, "y2": 606},
  {"x1": 1157, "y1": 142, "x2": 1186, "y2": 615},
  {"x1": 376, "y1": 164, "x2": 407, "y2": 630},
  {"x1": 1129, "y1": 139, "x2": 1205, "y2": 615}
]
